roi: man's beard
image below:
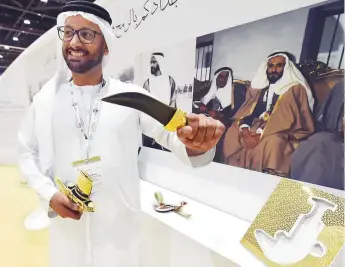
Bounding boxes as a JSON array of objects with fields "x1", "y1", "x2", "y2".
[
  {"x1": 217, "y1": 78, "x2": 228, "y2": 88},
  {"x1": 267, "y1": 71, "x2": 283, "y2": 84},
  {"x1": 151, "y1": 66, "x2": 160, "y2": 75},
  {"x1": 63, "y1": 48, "x2": 104, "y2": 74}
]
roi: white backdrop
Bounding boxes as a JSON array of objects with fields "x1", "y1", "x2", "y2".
[
  {"x1": 0, "y1": 0, "x2": 343, "y2": 266},
  {"x1": 0, "y1": 0, "x2": 332, "y2": 164}
]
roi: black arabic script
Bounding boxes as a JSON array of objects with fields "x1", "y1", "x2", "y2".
[{"x1": 113, "y1": 0, "x2": 179, "y2": 38}]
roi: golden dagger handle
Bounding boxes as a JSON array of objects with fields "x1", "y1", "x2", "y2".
[{"x1": 164, "y1": 109, "x2": 187, "y2": 132}]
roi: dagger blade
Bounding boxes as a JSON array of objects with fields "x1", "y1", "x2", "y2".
[{"x1": 101, "y1": 92, "x2": 177, "y2": 126}]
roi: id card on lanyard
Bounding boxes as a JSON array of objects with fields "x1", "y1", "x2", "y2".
[{"x1": 69, "y1": 79, "x2": 106, "y2": 187}]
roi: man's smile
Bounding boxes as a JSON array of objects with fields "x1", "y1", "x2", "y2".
[{"x1": 68, "y1": 49, "x2": 88, "y2": 60}]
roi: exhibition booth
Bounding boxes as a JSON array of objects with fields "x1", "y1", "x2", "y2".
[{"x1": 0, "y1": 0, "x2": 344, "y2": 266}]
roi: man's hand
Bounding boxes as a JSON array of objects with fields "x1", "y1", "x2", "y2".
[
  {"x1": 241, "y1": 128, "x2": 261, "y2": 149},
  {"x1": 177, "y1": 113, "x2": 225, "y2": 155},
  {"x1": 50, "y1": 192, "x2": 83, "y2": 220}
]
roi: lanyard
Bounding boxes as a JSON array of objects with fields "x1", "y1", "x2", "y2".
[{"x1": 69, "y1": 79, "x2": 106, "y2": 160}]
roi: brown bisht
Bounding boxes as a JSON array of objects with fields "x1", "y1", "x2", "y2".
[{"x1": 222, "y1": 84, "x2": 315, "y2": 175}]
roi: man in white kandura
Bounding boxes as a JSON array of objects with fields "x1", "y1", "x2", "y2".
[{"x1": 17, "y1": 1, "x2": 224, "y2": 267}]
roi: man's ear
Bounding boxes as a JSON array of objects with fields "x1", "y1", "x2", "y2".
[{"x1": 104, "y1": 43, "x2": 109, "y2": 55}]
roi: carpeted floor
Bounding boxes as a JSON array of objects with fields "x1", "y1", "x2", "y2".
[{"x1": 0, "y1": 165, "x2": 49, "y2": 267}]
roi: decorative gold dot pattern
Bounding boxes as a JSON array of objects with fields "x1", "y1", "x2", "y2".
[
  {"x1": 240, "y1": 178, "x2": 345, "y2": 267},
  {"x1": 164, "y1": 109, "x2": 187, "y2": 131}
]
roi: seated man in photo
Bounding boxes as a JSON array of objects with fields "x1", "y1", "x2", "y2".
[
  {"x1": 291, "y1": 81, "x2": 344, "y2": 190},
  {"x1": 222, "y1": 52, "x2": 315, "y2": 175},
  {"x1": 193, "y1": 67, "x2": 247, "y2": 126},
  {"x1": 201, "y1": 67, "x2": 234, "y2": 111}
]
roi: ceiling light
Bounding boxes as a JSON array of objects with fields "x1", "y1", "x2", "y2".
[
  {"x1": 24, "y1": 19, "x2": 30, "y2": 25},
  {"x1": 40, "y1": 0, "x2": 48, "y2": 3},
  {"x1": 0, "y1": 55, "x2": 3, "y2": 59},
  {"x1": 13, "y1": 37, "x2": 19, "y2": 41},
  {"x1": 4, "y1": 46, "x2": 10, "y2": 50}
]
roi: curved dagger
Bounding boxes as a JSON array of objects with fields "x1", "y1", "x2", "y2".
[{"x1": 101, "y1": 92, "x2": 187, "y2": 132}]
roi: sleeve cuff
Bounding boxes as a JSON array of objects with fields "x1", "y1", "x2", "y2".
[
  {"x1": 188, "y1": 147, "x2": 216, "y2": 167},
  {"x1": 37, "y1": 184, "x2": 59, "y2": 203},
  {"x1": 256, "y1": 128, "x2": 263, "y2": 135},
  {"x1": 36, "y1": 186, "x2": 59, "y2": 218}
]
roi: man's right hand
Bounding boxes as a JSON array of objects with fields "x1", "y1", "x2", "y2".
[
  {"x1": 241, "y1": 128, "x2": 261, "y2": 149},
  {"x1": 50, "y1": 192, "x2": 83, "y2": 220}
]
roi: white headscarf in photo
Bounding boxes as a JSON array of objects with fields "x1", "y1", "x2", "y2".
[
  {"x1": 149, "y1": 52, "x2": 172, "y2": 105},
  {"x1": 251, "y1": 52, "x2": 314, "y2": 110},
  {"x1": 202, "y1": 67, "x2": 234, "y2": 109}
]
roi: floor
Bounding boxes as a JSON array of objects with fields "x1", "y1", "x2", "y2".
[{"x1": 0, "y1": 165, "x2": 49, "y2": 267}]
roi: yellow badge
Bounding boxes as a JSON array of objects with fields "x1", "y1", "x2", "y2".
[{"x1": 241, "y1": 178, "x2": 344, "y2": 267}]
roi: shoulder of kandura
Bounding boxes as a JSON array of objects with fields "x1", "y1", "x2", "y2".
[
  {"x1": 288, "y1": 83, "x2": 308, "y2": 95},
  {"x1": 32, "y1": 75, "x2": 58, "y2": 105}
]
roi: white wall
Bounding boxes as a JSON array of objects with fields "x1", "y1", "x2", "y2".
[
  {"x1": 0, "y1": 28, "x2": 57, "y2": 164},
  {"x1": 140, "y1": 213, "x2": 240, "y2": 267},
  {"x1": 211, "y1": 7, "x2": 310, "y2": 80},
  {"x1": 0, "y1": 60, "x2": 29, "y2": 164},
  {"x1": 105, "y1": 0, "x2": 329, "y2": 77}
]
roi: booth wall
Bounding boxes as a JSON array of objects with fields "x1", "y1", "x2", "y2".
[{"x1": 0, "y1": 0, "x2": 343, "y2": 265}]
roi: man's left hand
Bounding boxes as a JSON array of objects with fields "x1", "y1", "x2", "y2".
[{"x1": 177, "y1": 113, "x2": 225, "y2": 155}]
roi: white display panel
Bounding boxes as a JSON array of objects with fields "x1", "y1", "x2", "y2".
[{"x1": 0, "y1": 0, "x2": 343, "y2": 265}]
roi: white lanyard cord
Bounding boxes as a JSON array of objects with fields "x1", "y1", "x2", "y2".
[{"x1": 69, "y1": 79, "x2": 106, "y2": 160}]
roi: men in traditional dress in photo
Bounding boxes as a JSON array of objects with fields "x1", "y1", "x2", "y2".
[
  {"x1": 17, "y1": 2, "x2": 224, "y2": 267},
  {"x1": 143, "y1": 52, "x2": 177, "y2": 107},
  {"x1": 222, "y1": 52, "x2": 315, "y2": 175}
]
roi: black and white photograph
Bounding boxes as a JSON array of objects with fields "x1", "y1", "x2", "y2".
[{"x1": 134, "y1": 39, "x2": 196, "y2": 150}]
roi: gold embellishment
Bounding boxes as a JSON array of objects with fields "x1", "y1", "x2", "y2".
[
  {"x1": 164, "y1": 109, "x2": 187, "y2": 132},
  {"x1": 259, "y1": 95, "x2": 283, "y2": 140},
  {"x1": 241, "y1": 178, "x2": 345, "y2": 267},
  {"x1": 233, "y1": 79, "x2": 251, "y2": 85},
  {"x1": 76, "y1": 171, "x2": 93, "y2": 196},
  {"x1": 262, "y1": 112, "x2": 270, "y2": 122},
  {"x1": 55, "y1": 171, "x2": 95, "y2": 212}
]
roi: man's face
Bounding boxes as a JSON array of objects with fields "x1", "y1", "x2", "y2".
[
  {"x1": 216, "y1": 71, "x2": 229, "y2": 88},
  {"x1": 62, "y1": 15, "x2": 108, "y2": 74},
  {"x1": 150, "y1": 56, "x2": 160, "y2": 75},
  {"x1": 266, "y1": 56, "x2": 286, "y2": 84}
]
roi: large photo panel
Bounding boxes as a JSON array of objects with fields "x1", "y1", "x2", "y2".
[{"x1": 192, "y1": 0, "x2": 344, "y2": 190}]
